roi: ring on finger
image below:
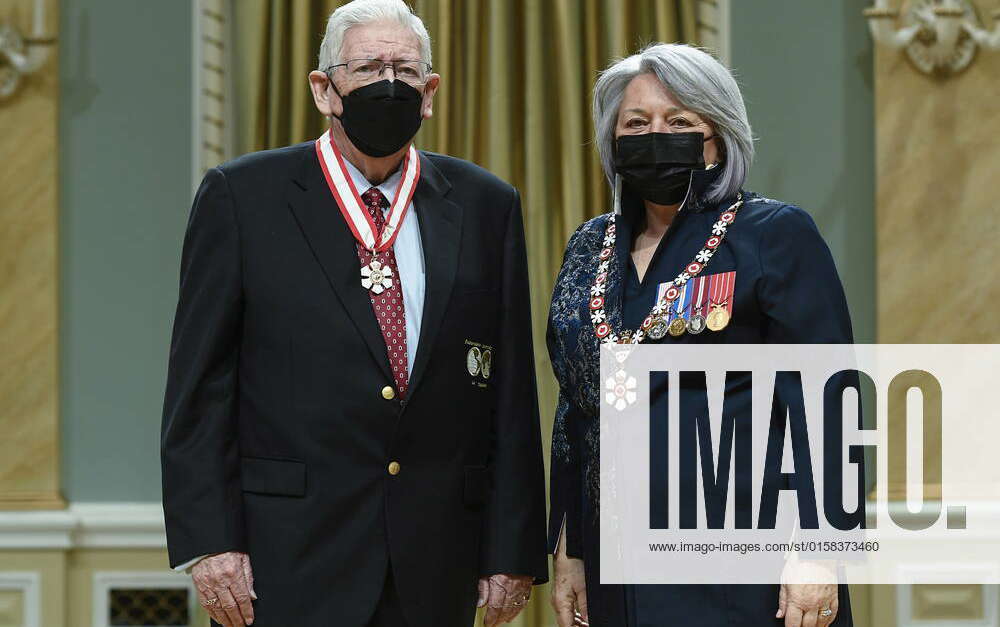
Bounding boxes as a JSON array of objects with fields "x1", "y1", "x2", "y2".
[
  {"x1": 201, "y1": 597, "x2": 219, "y2": 607},
  {"x1": 820, "y1": 608, "x2": 833, "y2": 617}
]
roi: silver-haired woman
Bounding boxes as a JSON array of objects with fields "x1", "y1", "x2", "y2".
[{"x1": 546, "y1": 43, "x2": 855, "y2": 627}]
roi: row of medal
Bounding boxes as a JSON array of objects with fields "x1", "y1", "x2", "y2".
[
  {"x1": 590, "y1": 196, "x2": 743, "y2": 345},
  {"x1": 648, "y1": 270, "x2": 736, "y2": 338}
]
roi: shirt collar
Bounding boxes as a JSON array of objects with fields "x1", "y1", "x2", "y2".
[{"x1": 341, "y1": 157, "x2": 403, "y2": 208}]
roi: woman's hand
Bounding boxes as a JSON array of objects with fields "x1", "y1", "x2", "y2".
[
  {"x1": 552, "y1": 554, "x2": 588, "y2": 626},
  {"x1": 551, "y1": 522, "x2": 588, "y2": 626},
  {"x1": 776, "y1": 559, "x2": 839, "y2": 627}
]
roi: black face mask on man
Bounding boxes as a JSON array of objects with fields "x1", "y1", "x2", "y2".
[
  {"x1": 613, "y1": 131, "x2": 713, "y2": 205},
  {"x1": 331, "y1": 78, "x2": 424, "y2": 158}
]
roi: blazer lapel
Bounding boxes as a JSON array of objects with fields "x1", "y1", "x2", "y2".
[
  {"x1": 286, "y1": 145, "x2": 394, "y2": 383},
  {"x1": 406, "y1": 152, "x2": 462, "y2": 400}
]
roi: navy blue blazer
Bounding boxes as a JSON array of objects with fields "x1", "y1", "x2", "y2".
[{"x1": 546, "y1": 166, "x2": 855, "y2": 626}]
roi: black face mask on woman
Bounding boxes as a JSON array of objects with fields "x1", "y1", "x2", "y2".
[
  {"x1": 331, "y1": 79, "x2": 424, "y2": 157},
  {"x1": 613, "y1": 132, "x2": 712, "y2": 205}
]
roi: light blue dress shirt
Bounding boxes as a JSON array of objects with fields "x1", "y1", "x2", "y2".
[{"x1": 172, "y1": 156, "x2": 427, "y2": 574}]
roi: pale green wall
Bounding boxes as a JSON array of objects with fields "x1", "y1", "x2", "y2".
[
  {"x1": 57, "y1": 1, "x2": 875, "y2": 501},
  {"x1": 730, "y1": 0, "x2": 876, "y2": 343},
  {"x1": 59, "y1": 0, "x2": 192, "y2": 502}
]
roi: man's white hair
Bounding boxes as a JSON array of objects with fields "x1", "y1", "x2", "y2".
[{"x1": 317, "y1": 0, "x2": 432, "y2": 71}]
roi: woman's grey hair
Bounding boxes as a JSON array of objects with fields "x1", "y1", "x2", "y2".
[
  {"x1": 317, "y1": 0, "x2": 432, "y2": 71},
  {"x1": 593, "y1": 43, "x2": 754, "y2": 203}
]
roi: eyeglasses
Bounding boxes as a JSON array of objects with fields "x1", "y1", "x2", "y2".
[{"x1": 325, "y1": 58, "x2": 432, "y2": 85}]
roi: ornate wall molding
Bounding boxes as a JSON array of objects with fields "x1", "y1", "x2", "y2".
[
  {"x1": 697, "y1": 0, "x2": 731, "y2": 66},
  {"x1": 0, "y1": 503, "x2": 166, "y2": 549},
  {"x1": 864, "y1": 0, "x2": 1000, "y2": 75},
  {"x1": 191, "y1": 0, "x2": 234, "y2": 192}
]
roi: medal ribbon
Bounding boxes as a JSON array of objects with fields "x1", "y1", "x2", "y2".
[
  {"x1": 690, "y1": 275, "x2": 707, "y2": 318},
  {"x1": 708, "y1": 271, "x2": 736, "y2": 312},
  {"x1": 723, "y1": 272, "x2": 735, "y2": 315},
  {"x1": 675, "y1": 282, "x2": 691, "y2": 322},
  {"x1": 314, "y1": 129, "x2": 420, "y2": 252}
]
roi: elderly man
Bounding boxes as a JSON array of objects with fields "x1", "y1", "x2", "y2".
[{"x1": 159, "y1": 1, "x2": 548, "y2": 625}]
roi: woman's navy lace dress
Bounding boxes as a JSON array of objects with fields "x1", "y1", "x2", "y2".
[{"x1": 546, "y1": 166, "x2": 856, "y2": 626}]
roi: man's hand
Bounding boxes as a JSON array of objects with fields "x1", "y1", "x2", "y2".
[
  {"x1": 477, "y1": 573, "x2": 532, "y2": 626},
  {"x1": 192, "y1": 551, "x2": 257, "y2": 626}
]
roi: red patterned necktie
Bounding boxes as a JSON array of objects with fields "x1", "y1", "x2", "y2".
[{"x1": 358, "y1": 187, "x2": 409, "y2": 398}]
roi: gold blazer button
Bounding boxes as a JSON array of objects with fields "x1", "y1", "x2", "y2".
[
  {"x1": 381, "y1": 385, "x2": 396, "y2": 400},
  {"x1": 387, "y1": 461, "x2": 401, "y2": 475}
]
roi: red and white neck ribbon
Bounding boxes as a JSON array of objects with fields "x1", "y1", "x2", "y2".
[{"x1": 314, "y1": 129, "x2": 420, "y2": 253}]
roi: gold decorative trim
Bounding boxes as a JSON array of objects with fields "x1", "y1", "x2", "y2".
[
  {"x1": 696, "y1": 0, "x2": 730, "y2": 66},
  {"x1": 863, "y1": 7, "x2": 899, "y2": 18},
  {"x1": 193, "y1": 0, "x2": 233, "y2": 180},
  {"x1": 933, "y1": 6, "x2": 966, "y2": 17}
]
